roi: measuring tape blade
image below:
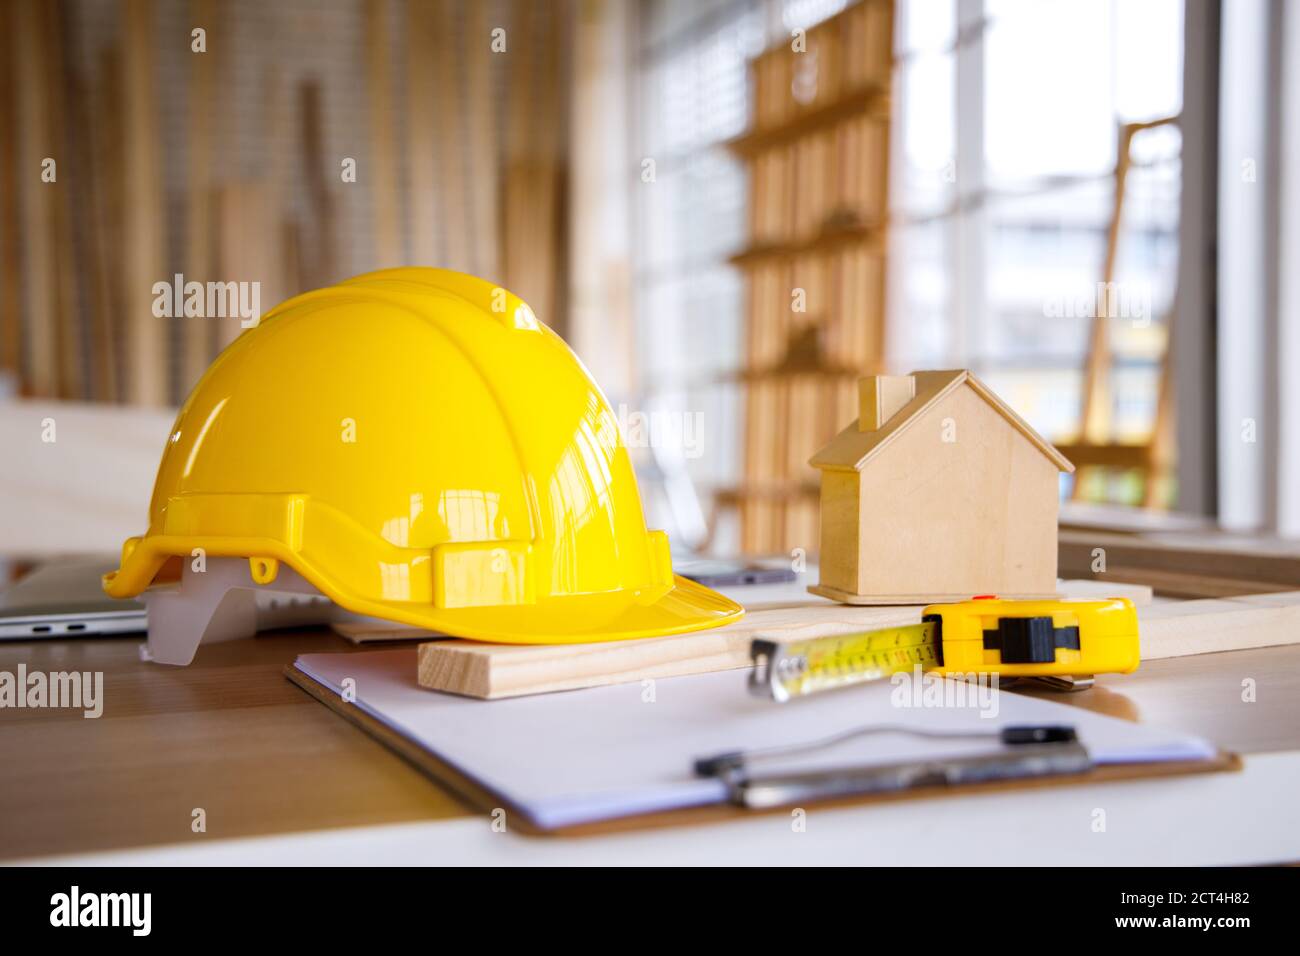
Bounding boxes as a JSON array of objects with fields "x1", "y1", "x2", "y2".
[{"x1": 750, "y1": 622, "x2": 941, "y2": 702}]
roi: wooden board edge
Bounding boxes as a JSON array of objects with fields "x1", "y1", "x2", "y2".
[
  {"x1": 1140, "y1": 600, "x2": 1300, "y2": 660},
  {"x1": 415, "y1": 640, "x2": 754, "y2": 699},
  {"x1": 808, "y1": 584, "x2": 1062, "y2": 604},
  {"x1": 416, "y1": 640, "x2": 493, "y2": 699},
  {"x1": 332, "y1": 621, "x2": 441, "y2": 642}
]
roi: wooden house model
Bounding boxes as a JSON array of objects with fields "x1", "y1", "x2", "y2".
[{"x1": 808, "y1": 370, "x2": 1075, "y2": 604}]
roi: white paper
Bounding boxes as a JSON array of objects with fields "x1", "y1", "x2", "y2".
[{"x1": 293, "y1": 649, "x2": 1216, "y2": 830}]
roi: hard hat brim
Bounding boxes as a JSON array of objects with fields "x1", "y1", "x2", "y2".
[
  {"x1": 105, "y1": 536, "x2": 744, "y2": 645},
  {"x1": 372, "y1": 573, "x2": 746, "y2": 645}
]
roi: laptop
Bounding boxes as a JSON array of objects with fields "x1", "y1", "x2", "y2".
[{"x1": 0, "y1": 556, "x2": 147, "y2": 640}]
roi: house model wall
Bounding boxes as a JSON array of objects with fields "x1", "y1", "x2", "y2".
[{"x1": 809, "y1": 370, "x2": 1075, "y2": 604}]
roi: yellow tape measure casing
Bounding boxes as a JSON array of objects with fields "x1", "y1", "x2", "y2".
[
  {"x1": 750, "y1": 597, "x2": 1142, "y2": 702},
  {"x1": 926, "y1": 596, "x2": 1140, "y2": 677}
]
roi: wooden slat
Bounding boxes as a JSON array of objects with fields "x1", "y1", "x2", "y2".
[
  {"x1": 1053, "y1": 442, "x2": 1153, "y2": 470},
  {"x1": 260, "y1": 66, "x2": 289, "y2": 314},
  {"x1": 122, "y1": 0, "x2": 168, "y2": 405},
  {"x1": 502, "y1": 0, "x2": 567, "y2": 326},
  {"x1": 1059, "y1": 530, "x2": 1300, "y2": 600},
  {"x1": 405, "y1": 0, "x2": 441, "y2": 266},
  {"x1": 0, "y1": 0, "x2": 24, "y2": 383},
  {"x1": 13, "y1": 0, "x2": 58, "y2": 397},
  {"x1": 433, "y1": 0, "x2": 470, "y2": 273},
  {"x1": 215, "y1": 182, "x2": 274, "y2": 348},
  {"x1": 88, "y1": 48, "x2": 125, "y2": 402},
  {"x1": 1139, "y1": 592, "x2": 1300, "y2": 659},
  {"x1": 182, "y1": 0, "x2": 218, "y2": 391},
  {"x1": 60, "y1": 16, "x2": 113, "y2": 401},
  {"x1": 725, "y1": 87, "x2": 888, "y2": 157},
  {"x1": 465, "y1": 0, "x2": 499, "y2": 277},
  {"x1": 297, "y1": 80, "x2": 337, "y2": 291},
  {"x1": 365, "y1": 0, "x2": 401, "y2": 268},
  {"x1": 503, "y1": 0, "x2": 540, "y2": 308},
  {"x1": 43, "y1": 0, "x2": 84, "y2": 400}
]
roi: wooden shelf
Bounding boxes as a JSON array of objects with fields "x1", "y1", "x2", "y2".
[
  {"x1": 733, "y1": 366, "x2": 862, "y2": 382},
  {"x1": 725, "y1": 86, "x2": 889, "y2": 157},
  {"x1": 715, "y1": 481, "x2": 820, "y2": 504},
  {"x1": 730, "y1": 219, "x2": 885, "y2": 266},
  {"x1": 1053, "y1": 442, "x2": 1154, "y2": 470}
]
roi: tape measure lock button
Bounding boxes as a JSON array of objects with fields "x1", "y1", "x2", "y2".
[
  {"x1": 983, "y1": 616, "x2": 1082, "y2": 665},
  {"x1": 989, "y1": 616, "x2": 1055, "y2": 664}
]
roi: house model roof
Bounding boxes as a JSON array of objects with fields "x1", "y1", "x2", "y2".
[{"x1": 809, "y1": 369, "x2": 1076, "y2": 473}]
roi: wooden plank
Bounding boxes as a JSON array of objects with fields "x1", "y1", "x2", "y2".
[
  {"x1": 0, "y1": 0, "x2": 24, "y2": 383},
  {"x1": 215, "y1": 182, "x2": 273, "y2": 348},
  {"x1": 182, "y1": 0, "x2": 218, "y2": 391},
  {"x1": 405, "y1": 0, "x2": 440, "y2": 266},
  {"x1": 433, "y1": 0, "x2": 470, "y2": 272},
  {"x1": 409, "y1": 580, "x2": 1155, "y2": 699},
  {"x1": 502, "y1": 0, "x2": 566, "y2": 326},
  {"x1": 1058, "y1": 501, "x2": 1213, "y2": 534},
  {"x1": 88, "y1": 48, "x2": 125, "y2": 402},
  {"x1": 1068, "y1": 567, "x2": 1295, "y2": 600},
  {"x1": 465, "y1": 1, "x2": 499, "y2": 277},
  {"x1": 260, "y1": 67, "x2": 289, "y2": 312},
  {"x1": 297, "y1": 80, "x2": 337, "y2": 290},
  {"x1": 1139, "y1": 592, "x2": 1300, "y2": 660},
  {"x1": 122, "y1": 0, "x2": 168, "y2": 405},
  {"x1": 13, "y1": 0, "x2": 58, "y2": 397},
  {"x1": 725, "y1": 87, "x2": 888, "y2": 157},
  {"x1": 1059, "y1": 528, "x2": 1300, "y2": 596},
  {"x1": 500, "y1": 0, "x2": 533, "y2": 298},
  {"x1": 43, "y1": 0, "x2": 83, "y2": 400},
  {"x1": 365, "y1": 0, "x2": 401, "y2": 268},
  {"x1": 60, "y1": 18, "x2": 112, "y2": 402},
  {"x1": 1053, "y1": 441, "x2": 1152, "y2": 469}
]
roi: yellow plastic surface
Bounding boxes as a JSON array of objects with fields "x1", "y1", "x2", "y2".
[
  {"x1": 924, "y1": 597, "x2": 1140, "y2": 676},
  {"x1": 104, "y1": 268, "x2": 744, "y2": 644}
]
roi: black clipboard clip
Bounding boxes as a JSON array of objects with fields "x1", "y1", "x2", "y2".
[{"x1": 694, "y1": 724, "x2": 1090, "y2": 809}]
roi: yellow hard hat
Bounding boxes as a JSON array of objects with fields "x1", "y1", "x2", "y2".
[{"x1": 104, "y1": 268, "x2": 743, "y2": 644}]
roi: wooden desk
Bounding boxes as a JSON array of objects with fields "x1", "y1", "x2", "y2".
[
  {"x1": 0, "y1": 631, "x2": 469, "y2": 861},
  {"x1": 3, "y1": 624, "x2": 1299, "y2": 861}
]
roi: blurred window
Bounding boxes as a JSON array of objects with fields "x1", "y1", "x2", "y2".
[
  {"x1": 892, "y1": 0, "x2": 1184, "y2": 462},
  {"x1": 632, "y1": 0, "x2": 1185, "y2": 528}
]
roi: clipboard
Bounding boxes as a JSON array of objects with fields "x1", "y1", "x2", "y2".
[{"x1": 284, "y1": 650, "x2": 1240, "y2": 837}]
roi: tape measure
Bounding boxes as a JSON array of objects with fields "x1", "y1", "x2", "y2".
[{"x1": 751, "y1": 596, "x2": 1141, "y2": 702}]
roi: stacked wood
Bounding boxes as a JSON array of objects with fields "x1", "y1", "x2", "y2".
[
  {"x1": 729, "y1": 0, "x2": 894, "y2": 555},
  {"x1": 0, "y1": 0, "x2": 573, "y2": 405}
]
